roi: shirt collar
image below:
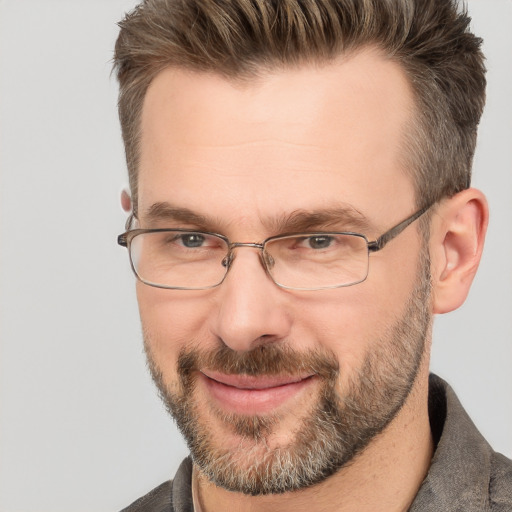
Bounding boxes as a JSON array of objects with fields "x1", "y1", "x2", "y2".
[{"x1": 409, "y1": 374, "x2": 493, "y2": 511}]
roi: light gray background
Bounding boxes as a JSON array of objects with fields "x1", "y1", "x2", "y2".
[{"x1": 0, "y1": 1, "x2": 511, "y2": 511}]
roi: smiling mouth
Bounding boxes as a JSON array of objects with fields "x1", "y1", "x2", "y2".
[{"x1": 198, "y1": 370, "x2": 317, "y2": 415}]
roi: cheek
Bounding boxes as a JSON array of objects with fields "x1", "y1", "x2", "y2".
[
  {"x1": 294, "y1": 252, "x2": 419, "y2": 370},
  {"x1": 136, "y1": 283, "x2": 214, "y2": 366},
  {"x1": 291, "y1": 291, "x2": 381, "y2": 371}
]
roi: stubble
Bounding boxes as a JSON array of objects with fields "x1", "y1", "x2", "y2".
[{"x1": 144, "y1": 250, "x2": 432, "y2": 495}]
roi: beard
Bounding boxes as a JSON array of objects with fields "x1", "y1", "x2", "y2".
[{"x1": 144, "y1": 250, "x2": 432, "y2": 496}]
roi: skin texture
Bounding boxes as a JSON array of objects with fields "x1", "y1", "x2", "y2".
[{"x1": 131, "y1": 48, "x2": 488, "y2": 512}]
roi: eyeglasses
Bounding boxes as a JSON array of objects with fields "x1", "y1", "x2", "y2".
[{"x1": 117, "y1": 204, "x2": 431, "y2": 291}]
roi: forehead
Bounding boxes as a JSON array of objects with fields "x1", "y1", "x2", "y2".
[{"x1": 138, "y1": 49, "x2": 416, "y2": 233}]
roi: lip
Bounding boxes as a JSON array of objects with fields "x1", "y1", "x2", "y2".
[{"x1": 199, "y1": 370, "x2": 316, "y2": 415}]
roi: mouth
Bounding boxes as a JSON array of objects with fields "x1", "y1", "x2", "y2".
[{"x1": 198, "y1": 370, "x2": 316, "y2": 415}]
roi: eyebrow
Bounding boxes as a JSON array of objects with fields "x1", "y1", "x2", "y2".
[
  {"x1": 142, "y1": 203, "x2": 211, "y2": 229},
  {"x1": 140, "y1": 201, "x2": 373, "y2": 236},
  {"x1": 268, "y1": 207, "x2": 372, "y2": 234}
]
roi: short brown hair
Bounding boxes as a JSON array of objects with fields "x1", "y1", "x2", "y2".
[{"x1": 114, "y1": 0, "x2": 486, "y2": 214}]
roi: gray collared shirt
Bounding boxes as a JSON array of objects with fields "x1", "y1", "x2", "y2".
[{"x1": 121, "y1": 374, "x2": 512, "y2": 511}]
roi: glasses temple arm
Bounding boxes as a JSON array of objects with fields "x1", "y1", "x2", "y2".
[{"x1": 367, "y1": 204, "x2": 432, "y2": 253}]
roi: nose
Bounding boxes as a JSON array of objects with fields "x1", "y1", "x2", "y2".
[{"x1": 210, "y1": 247, "x2": 292, "y2": 352}]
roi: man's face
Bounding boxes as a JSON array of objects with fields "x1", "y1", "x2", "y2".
[{"x1": 136, "y1": 49, "x2": 432, "y2": 494}]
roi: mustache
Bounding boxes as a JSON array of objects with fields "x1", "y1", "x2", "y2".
[{"x1": 177, "y1": 343, "x2": 339, "y2": 381}]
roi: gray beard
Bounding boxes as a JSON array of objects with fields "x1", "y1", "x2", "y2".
[{"x1": 144, "y1": 252, "x2": 432, "y2": 496}]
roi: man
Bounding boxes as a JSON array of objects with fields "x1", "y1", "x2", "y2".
[{"x1": 114, "y1": 0, "x2": 512, "y2": 510}]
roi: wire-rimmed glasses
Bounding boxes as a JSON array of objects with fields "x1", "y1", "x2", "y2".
[{"x1": 117, "y1": 204, "x2": 431, "y2": 291}]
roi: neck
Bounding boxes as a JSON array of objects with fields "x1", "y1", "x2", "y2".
[{"x1": 196, "y1": 368, "x2": 434, "y2": 512}]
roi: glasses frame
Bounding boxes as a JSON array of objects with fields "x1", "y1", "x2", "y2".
[{"x1": 117, "y1": 203, "x2": 432, "y2": 291}]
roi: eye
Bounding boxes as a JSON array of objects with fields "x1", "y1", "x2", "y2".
[
  {"x1": 177, "y1": 233, "x2": 206, "y2": 248},
  {"x1": 305, "y1": 235, "x2": 334, "y2": 250}
]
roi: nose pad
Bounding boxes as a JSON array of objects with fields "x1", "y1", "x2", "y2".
[
  {"x1": 221, "y1": 246, "x2": 274, "y2": 279},
  {"x1": 261, "y1": 250, "x2": 275, "y2": 270},
  {"x1": 221, "y1": 251, "x2": 234, "y2": 269}
]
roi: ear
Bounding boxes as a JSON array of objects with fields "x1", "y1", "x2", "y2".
[
  {"x1": 120, "y1": 187, "x2": 132, "y2": 213},
  {"x1": 430, "y1": 188, "x2": 488, "y2": 314}
]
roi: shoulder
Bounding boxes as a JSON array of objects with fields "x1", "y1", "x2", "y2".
[
  {"x1": 489, "y1": 451, "x2": 512, "y2": 511},
  {"x1": 120, "y1": 458, "x2": 194, "y2": 512},
  {"x1": 411, "y1": 375, "x2": 512, "y2": 512},
  {"x1": 120, "y1": 480, "x2": 173, "y2": 512}
]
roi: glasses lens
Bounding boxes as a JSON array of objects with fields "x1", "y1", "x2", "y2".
[
  {"x1": 129, "y1": 231, "x2": 229, "y2": 289},
  {"x1": 265, "y1": 233, "x2": 369, "y2": 290}
]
